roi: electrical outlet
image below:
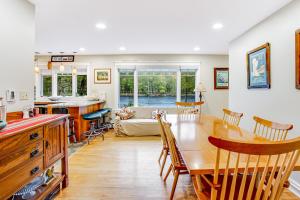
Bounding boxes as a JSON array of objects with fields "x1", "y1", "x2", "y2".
[{"x1": 19, "y1": 91, "x2": 29, "y2": 100}]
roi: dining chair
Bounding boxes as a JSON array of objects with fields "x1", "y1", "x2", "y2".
[
  {"x1": 222, "y1": 108, "x2": 243, "y2": 126},
  {"x1": 161, "y1": 118, "x2": 189, "y2": 200},
  {"x1": 157, "y1": 113, "x2": 169, "y2": 176},
  {"x1": 253, "y1": 116, "x2": 293, "y2": 141},
  {"x1": 176, "y1": 101, "x2": 204, "y2": 119},
  {"x1": 194, "y1": 136, "x2": 300, "y2": 200}
]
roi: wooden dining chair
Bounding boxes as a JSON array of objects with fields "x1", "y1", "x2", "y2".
[
  {"x1": 161, "y1": 119, "x2": 189, "y2": 200},
  {"x1": 253, "y1": 116, "x2": 293, "y2": 141},
  {"x1": 176, "y1": 101, "x2": 204, "y2": 118},
  {"x1": 222, "y1": 108, "x2": 243, "y2": 126},
  {"x1": 194, "y1": 136, "x2": 300, "y2": 200},
  {"x1": 157, "y1": 113, "x2": 170, "y2": 176}
]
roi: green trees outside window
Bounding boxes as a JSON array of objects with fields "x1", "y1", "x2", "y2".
[
  {"x1": 42, "y1": 75, "x2": 52, "y2": 96},
  {"x1": 77, "y1": 75, "x2": 87, "y2": 96},
  {"x1": 181, "y1": 70, "x2": 196, "y2": 102},
  {"x1": 119, "y1": 70, "x2": 134, "y2": 107},
  {"x1": 57, "y1": 73, "x2": 72, "y2": 96}
]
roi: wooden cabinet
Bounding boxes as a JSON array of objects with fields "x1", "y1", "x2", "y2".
[
  {"x1": 0, "y1": 115, "x2": 69, "y2": 200},
  {"x1": 44, "y1": 120, "x2": 65, "y2": 168}
]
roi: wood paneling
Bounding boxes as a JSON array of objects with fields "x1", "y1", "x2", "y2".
[{"x1": 6, "y1": 111, "x2": 23, "y2": 122}]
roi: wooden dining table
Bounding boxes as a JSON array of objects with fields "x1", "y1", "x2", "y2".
[{"x1": 166, "y1": 114, "x2": 300, "y2": 176}]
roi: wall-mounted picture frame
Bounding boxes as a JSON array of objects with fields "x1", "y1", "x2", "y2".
[
  {"x1": 94, "y1": 68, "x2": 111, "y2": 84},
  {"x1": 214, "y1": 68, "x2": 229, "y2": 89},
  {"x1": 247, "y1": 43, "x2": 270, "y2": 89},
  {"x1": 296, "y1": 29, "x2": 300, "y2": 89},
  {"x1": 51, "y1": 55, "x2": 74, "y2": 62}
]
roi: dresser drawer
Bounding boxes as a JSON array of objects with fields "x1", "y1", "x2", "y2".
[
  {"x1": 0, "y1": 140, "x2": 43, "y2": 176},
  {"x1": 0, "y1": 155, "x2": 43, "y2": 200},
  {"x1": 0, "y1": 127, "x2": 43, "y2": 157}
]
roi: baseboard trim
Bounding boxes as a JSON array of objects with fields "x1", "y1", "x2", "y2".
[{"x1": 289, "y1": 178, "x2": 300, "y2": 197}]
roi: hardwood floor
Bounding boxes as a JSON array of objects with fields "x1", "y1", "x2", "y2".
[{"x1": 56, "y1": 131, "x2": 300, "y2": 200}]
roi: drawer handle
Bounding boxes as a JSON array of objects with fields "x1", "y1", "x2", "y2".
[
  {"x1": 29, "y1": 133, "x2": 39, "y2": 140},
  {"x1": 30, "y1": 149, "x2": 39, "y2": 158},
  {"x1": 31, "y1": 166, "x2": 40, "y2": 175}
]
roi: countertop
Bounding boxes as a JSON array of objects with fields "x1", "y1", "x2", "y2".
[{"x1": 34, "y1": 100, "x2": 105, "y2": 108}]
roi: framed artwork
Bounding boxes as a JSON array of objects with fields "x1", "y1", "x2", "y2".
[
  {"x1": 94, "y1": 68, "x2": 111, "y2": 84},
  {"x1": 296, "y1": 29, "x2": 300, "y2": 89},
  {"x1": 51, "y1": 55, "x2": 74, "y2": 62},
  {"x1": 247, "y1": 43, "x2": 270, "y2": 89},
  {"x1": 214, "y1": 68, "x2": 229, "y2": 89}
]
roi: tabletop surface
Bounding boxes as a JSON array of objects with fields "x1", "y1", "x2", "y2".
[{"x1": 166, "y1": 114, "x2": 300, "y2": 175}]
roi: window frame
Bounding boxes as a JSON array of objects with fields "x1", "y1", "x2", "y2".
[
  {"x1": 116, "y1": 64, "x2": 200, "y2": 108},
  {"x1": 39, "y1": 69, "x2": 87, "y2": 97}
]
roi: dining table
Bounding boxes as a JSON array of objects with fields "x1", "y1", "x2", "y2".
[{"x1": 165, "y1": 114, "x2": 300, "y2": 194}]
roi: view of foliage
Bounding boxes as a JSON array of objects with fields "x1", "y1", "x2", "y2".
[
  {"x1": 119, "y1": 70, "x2": 196, "y2": 107},
  {"x1": 42, "y1": 75, "x2": 52, "y2": 96},
  {"x1": 57, "y1": 74, "x2": 73, "y2": 96},
  {"x1": 77, "y1": 75, "x2": 87, "y2": 96}
]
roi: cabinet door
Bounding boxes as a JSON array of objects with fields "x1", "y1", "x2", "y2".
[{"x1": 44, "y1": 119, "x2": 65, "y2": 168}]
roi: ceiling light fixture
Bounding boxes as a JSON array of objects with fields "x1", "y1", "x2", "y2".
[
  {"x1": 79, "y1": 48, "x2": 86, "y2": 51},
  {"x1": 194, "y1": 46, "x2": 200, "y2": 51},
  {"x1": 59, "y1": 63, "x2": 65, "y2": 72},
  {"x1": 96, "y1": 23, "x2": 107, "y2": 30},
  {"x1": 72, "y1": 67, "x2": 77, "y2": 75},
  {"x1": 212, "y1": 23, "x2": 224, "y2": 30},
  {"x1": 119, "y1": 46, "x2": 126, "y2": 51}
]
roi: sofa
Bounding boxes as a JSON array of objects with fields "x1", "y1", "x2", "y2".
[{"x1": 114, "y1": 107, "x2": 177, "y2": 136}]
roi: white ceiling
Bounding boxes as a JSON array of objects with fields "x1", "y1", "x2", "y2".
[{"x1": 32, "y1": 0, "x2": 292, "y2": 55}]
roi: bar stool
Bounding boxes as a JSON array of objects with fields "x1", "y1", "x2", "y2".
[
  {"x1": 101, "y1": 108, "x2": 113, "y2": 130},
  {"x1": 82, "y1": 110, "x2": 106, "y2": 144}
]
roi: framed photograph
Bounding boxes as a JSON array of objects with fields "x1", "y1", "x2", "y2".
[
  {"x1": 214, "y1": 68, "x2": 229, "y2": 89},
  {"x1": 51, "y1": 55, "x2": 74, "y2": 62},
  {"x1": 94, "y1": 68, "x2": 111, "y2": 84},
  {"x1": 247, "y1": 43, "x2": 270, "y2": 89},
  {"x1": 296, "y1": 29, "x2": 300, "y2": 89}
]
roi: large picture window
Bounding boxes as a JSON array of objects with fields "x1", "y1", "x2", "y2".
[
  {"x1": 57, "y1": 73, "x2": 73, "y2": 96},
  {"x1": 42, "y1": 75, "x2": 52, "y2": 97},
  {"x1": 118, "y1": 66, "x2": 198, "y2": 107},
  {"x1": 77, "y1": 75, "x2": 87, "y2": 96},
  {"x1": 138, "y1": 71, "x2": 177, "y2": 107}
]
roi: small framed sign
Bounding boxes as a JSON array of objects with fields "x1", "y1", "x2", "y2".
[
  {"x1": 247, "y1": 43, "x2": 270, "y2": 89},
  {"x1": 51, "y1": 55, "x2": 74, "y2": 62},
  {"x1": 94, "y1": 68, "x2": 111, "y2": 84},
  {"x1": 214, "y1": 68, "x2": 229, "y2": 89}
]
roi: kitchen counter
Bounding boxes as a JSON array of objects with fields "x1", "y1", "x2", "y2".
[{"x1": 34, "y1": 100, "x2": 105, "y2": 141}]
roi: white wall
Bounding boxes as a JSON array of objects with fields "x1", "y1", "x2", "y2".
[
  {"x1": 38, "y1": 54, "x2": 229, "y2": 117},
  {"x1": 229, "y1": 0, "x2": 300, "y2": 195},
  {"x1": 0, "y1": 0, "x2": 35, "y2": 112}
]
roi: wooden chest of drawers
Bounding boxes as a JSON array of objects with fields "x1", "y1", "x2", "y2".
[{"x1": 0, "y1": 115, "x2": 69, "y2": 200}]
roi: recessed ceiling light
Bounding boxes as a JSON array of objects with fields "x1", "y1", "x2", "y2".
[
  {"x1": 79, "y1": 48, "x2": 86, "y2": 51},
  {"x1": 119, "y1": 46, "x2": 126, "y2": 51},
  {"x1": 194, "y1": 46, "x2": 200, "y2": 51},
  {"x1": 96, "y1": 23, "x2": 107, "y2": 30},
  {"x1": 212, "y1": 23, "x2": 224, "y2": 30}
]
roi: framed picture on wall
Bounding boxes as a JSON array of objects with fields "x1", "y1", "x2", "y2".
[
  {"x1": 247, "y1": 43, "x2": 270, "y2": 89},
  {"x1": 94, "y1": 68, "x2": 111, "y2": 84},
  {"x1": 296, "y1": 29, "x2": 300, "y2": 89},
  {"x1": 214, "y1": 68, "x2": 229, "y2": 89}
]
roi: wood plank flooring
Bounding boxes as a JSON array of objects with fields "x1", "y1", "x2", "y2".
[{"x1": 56, "y1": 132, "x2": 300, "y2": 200}]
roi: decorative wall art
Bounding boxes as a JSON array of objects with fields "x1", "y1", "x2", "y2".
[
  {"x1": 94, "y1": 68, "x2": 111, "y2": 84},
  {"x1": 247, "y1": 43, "x2": 270, "y2": 89},
  {"x1": 214, "y1": 68, "x2": 229, "y2": 89},
  {"x1": 296, "y1": 29, "x2": 300, "y2": 89}
]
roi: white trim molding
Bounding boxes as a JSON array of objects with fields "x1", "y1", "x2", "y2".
[{"x1": 289, "y1": 178, "x2": 300, "y2": 198}]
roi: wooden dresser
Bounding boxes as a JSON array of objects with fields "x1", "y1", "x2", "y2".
[{"x1": 0, "y1": 115, "x2": 69, "y2": 199}]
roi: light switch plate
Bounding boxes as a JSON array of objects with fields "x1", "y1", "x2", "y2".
[{"x1": 19, "y1": 91, "x2": 29, "y2": 100}]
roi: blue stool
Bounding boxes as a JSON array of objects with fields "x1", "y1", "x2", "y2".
[
  {"x1": 82, "y1": 110, "x2": 106, "y2": 144},
  {"x1": 101, "y1": 108, "x2": 113, "y2": 130}
]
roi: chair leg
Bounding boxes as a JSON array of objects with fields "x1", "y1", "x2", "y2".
[
  {"x1": 170, "y1": 170, "x2": 179, "y2": 200},
  {"x1": 164, "y1": 164, "x2": 172, "y2": 182},
  {"x1": 158, "y1": 148, "x2": 164, "y2": 163},
  {"x1": 160, "y1": 150, "x2": 168, "y2": 176}
]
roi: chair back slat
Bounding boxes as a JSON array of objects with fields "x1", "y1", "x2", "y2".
[
  {"x1": 161, "y1": 118, "x2": 181, "y2": 167},
  {"x1": 253, "y1": 116, "x2": 293, "y2": 141},
  {"x1": 222, "y1": 109, "x2": 243, "y2": 126},
  {"x1": 156, "y1": 113, "x2": 168, "y2": 148},
  {"x1": 208, "y1": 136, "x2": 300, "y2": 200},
  {"x1": 176, "y1": 101, "x2": 204, "y2": 119}
]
